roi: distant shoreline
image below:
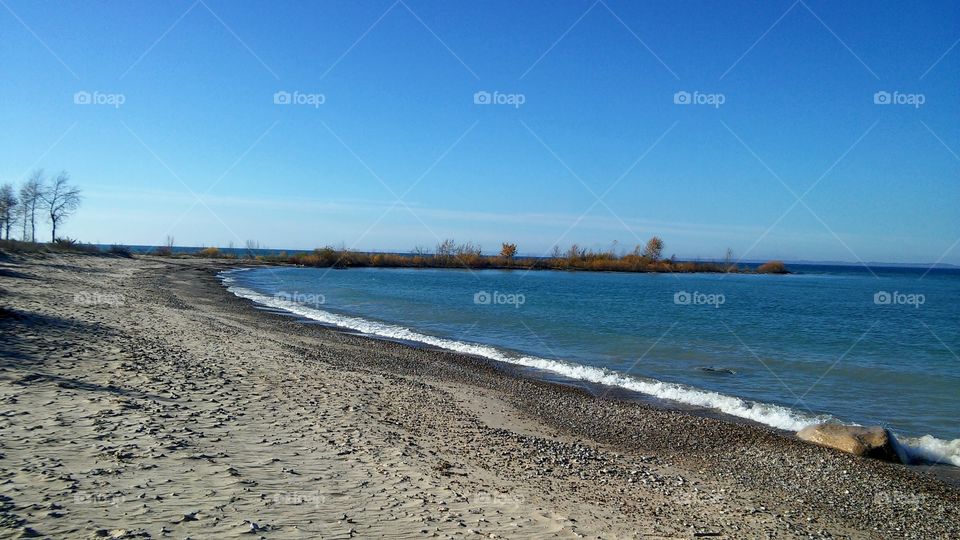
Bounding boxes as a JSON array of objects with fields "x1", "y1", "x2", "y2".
[
  {"x1": 155, "y1": 244, "x2": 793, "y2": 275},
  {"x1": 95, "y1": 243, "x2": 960, "y2": 270},
  {"x1": 6, "y1": 239, "x2": 957, "y2": 270}
]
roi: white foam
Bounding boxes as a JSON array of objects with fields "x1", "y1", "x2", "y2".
[
  {"x1": 220, "y1": 271, "x2": 960, "y2": 467},
  {"x1": 896, "y1": 435, "x2": 960, "y2": 467}
]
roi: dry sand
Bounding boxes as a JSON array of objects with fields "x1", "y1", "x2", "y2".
[{"x1": 0, "y1": 252, "x2": 957, "y2": 539}]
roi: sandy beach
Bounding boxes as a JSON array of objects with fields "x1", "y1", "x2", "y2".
[{"x1": 1, "y1": 252, "x2": 958, "y2": 539}]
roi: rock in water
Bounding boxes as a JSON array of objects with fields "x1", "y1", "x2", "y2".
[{"x1": 797, "y1": 424, "x2": 901, "y2": 463}]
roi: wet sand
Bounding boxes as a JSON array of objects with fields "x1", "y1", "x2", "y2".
[{"x1": 0, "y1": 252, "x2": 957, "y2": 539}]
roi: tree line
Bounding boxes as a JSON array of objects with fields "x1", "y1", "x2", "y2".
[
  {"x1": 0, "y1": 169, "x2": 82, "y2": 243},
  {"x1": 183, "y1": 235, "x2": 787, "y2": 274}
]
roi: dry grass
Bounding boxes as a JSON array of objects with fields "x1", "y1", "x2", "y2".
[
  {"x1": 236, "y1": 241, "x2": 789, "y2": 274},
  {"x1": 0, "y1": 238, "x2": 100, "y2": 255},
  {"x1": 756, "y1": 260, "x2": 788, "y2": 274}
]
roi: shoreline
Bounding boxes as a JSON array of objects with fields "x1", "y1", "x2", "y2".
[
  {"x1": 221, "y1": 266, "x2": 959, "y2": 469},
  {"x1": 276, "y1": 315, "x2": 960, "y2": 485},
  {"x1": 1, "y1": 252, "x2": 958, "y2": 538},
  {"x1": 242, "y1": 300, "x2": 783, "y2": 430}
]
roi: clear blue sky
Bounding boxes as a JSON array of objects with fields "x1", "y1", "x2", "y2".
[{"x1": 1, "y1": 0, "x2": 958, "y2": 263}]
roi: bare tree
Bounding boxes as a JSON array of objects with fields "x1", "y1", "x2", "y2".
[
  {"x1": 0, "y1": 183, "x2": 17, "y2": 240},
  {"x1": 19, "y1": 192, "x2": 27, "y2": 241},
  {"x1": 641, "y1": 236, "x2": 664, "y2": 262},
  {"x1": 20, "y1": 170, "x2": 44, "y2": 241},
  {"x1": 435, "y1": 239, "x2": 456, "y2": 264},
  {"x1": 566, "y1": 244, "x2": 586, "y2": 260},
  {"x1": 155, "y1": 235, "x2": 175, "y2": 256},
  {"x1": 41, "y1": 171, "x2": 82, "y2": 242},
  {"x1": 244, "y1": 239, "x2": 260, "y2": 258}
]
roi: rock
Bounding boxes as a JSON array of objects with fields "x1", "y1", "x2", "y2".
[
  {"x1": 179, "y1": 511, "x2": 199, "y2": 522},
  {"x1": 796, "y1": 424, "x2": 901, "y2": 463}
]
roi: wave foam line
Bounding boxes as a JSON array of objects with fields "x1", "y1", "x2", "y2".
[
  {"x1": 220, "y1": 272, "x2": 960, "y2": 467},
  {"x1": 895, "y1": 435, "x2": 960, "y2": 467}
]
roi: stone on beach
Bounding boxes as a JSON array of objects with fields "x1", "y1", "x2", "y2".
[{"x1": 796, "y1": 423, "x2": 901, "y2": 463}]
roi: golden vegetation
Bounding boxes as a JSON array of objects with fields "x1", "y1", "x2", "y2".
[
  {"x1": 756, "y1": 260, "x2": 788, "y2": 274},
  {"x1": 189, "y1": 237, "x2": 787, "y2": 275}
]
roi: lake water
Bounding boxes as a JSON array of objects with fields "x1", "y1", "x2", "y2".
[{"x1": 221, "y1": 264, "x2": 960, "y2": 465}]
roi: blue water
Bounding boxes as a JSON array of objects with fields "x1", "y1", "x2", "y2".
[{"x1": 221, "y1": 264, "x2": 960, "y2": 464}]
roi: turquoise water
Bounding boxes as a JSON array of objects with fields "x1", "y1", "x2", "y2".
[{"x1": 221, "y1": 264, "x2": 960, "y2": 464}]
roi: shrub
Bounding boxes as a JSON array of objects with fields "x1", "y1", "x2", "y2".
[
  {"x1": 197, "y1": 247, "x2": 221, "y2": 258},
  {"x1": 756, "y1": 260, "x2": 788, "y2": 274},
  {"x1": 53, "y1": 237, "x2": 78, "y2": 248},
  {"x1": 53, "y1": 237, "x2": 99, "y2": 253},
  {"x1": 108, "y1": 244, "x2": 133, "y2": 257}
]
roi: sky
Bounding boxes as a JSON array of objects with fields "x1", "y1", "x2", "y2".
[{"x1": 1, "y1": 0, "x2": 958, "y2": 264}]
